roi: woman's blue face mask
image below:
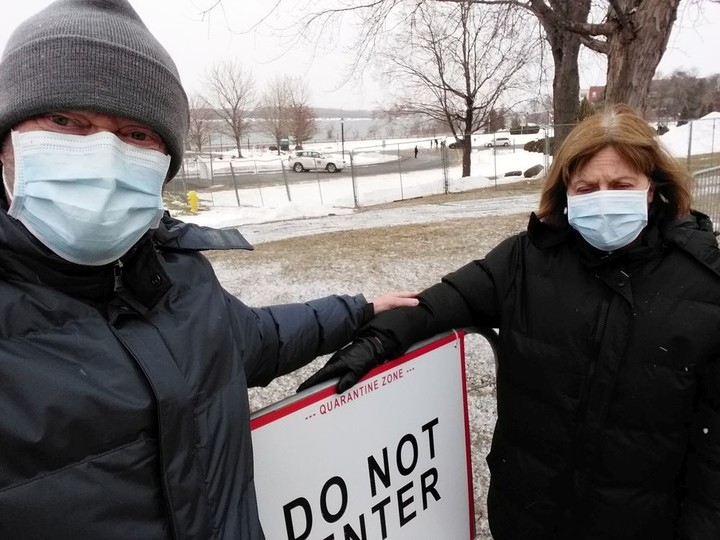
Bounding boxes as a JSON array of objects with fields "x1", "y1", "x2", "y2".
[{"x1": 567, "y1": 188, "x2": 649, "y2": 251}]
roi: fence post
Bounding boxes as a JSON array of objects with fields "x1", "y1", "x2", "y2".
[
  {"x1": 314, "y1": 168, "x2": 324, "y2": 205},
  {"x1": 350, "y1": 151, "x2": 359, "y2": 208},
  {"x1": 442, "y1": 146, "x2": 449, "y2": 194},
  {"x1": 544, "y1": 127, "x2": 550, "y2": 174},
  {"x1": 686, "y1": 121, "x2": 693, "y2": 171},
  {"x1": 229, "y1": 162, "x2": 241, "y2": 207},
  {"x1": 493, "y1": 144, "x2": 498, "y2": 188},
  {"x1": 692, "y1": 166, "x2": 720, "y2": 234},
  {"x1": 280, "y1": 160, "x2": 292, "y2": 202},
  {"x1": 712, "y1": 119, "x2": 717, "y2": 167},
  {"x1": 398, "y1": 143, "x2": 404, "y2": 200},
  {"x1": 180, "y1": 160, "x2": 188, "y2": 195}
]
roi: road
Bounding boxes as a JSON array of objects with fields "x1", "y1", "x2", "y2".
[
  {"x1": 223, "y1": 150, "x2": 449, "y2": 188},
  {"x1": 175, "y1": 144, "x2": 524, "y2": 193}
]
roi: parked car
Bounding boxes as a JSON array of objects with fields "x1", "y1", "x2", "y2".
[
  {"x1": 486, "y1": 137, "x2": 511, "y2": 147},
  {"x1": 448, "y1": 139, "x2": 465, "y2": 149},
  {"x1": 288, "y1": 150, "x2": 345, "y2": 173}
]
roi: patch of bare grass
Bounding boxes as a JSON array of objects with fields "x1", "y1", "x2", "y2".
[
  {"x1": 365, "y1": 176, "x2": 544, "y2": 211},
  {"x1": 208, "y1": 213, "x2": 528, "y2": 277}
]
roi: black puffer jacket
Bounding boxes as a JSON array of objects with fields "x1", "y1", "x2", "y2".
[
  {"x1": 0, "y1": 210, "x2": 371, "y2": 539},
  {"x1": 368, "y1": 211, "x2": 720, "y2": 539}
]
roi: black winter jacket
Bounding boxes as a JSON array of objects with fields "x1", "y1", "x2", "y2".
[
  {"x1": 368, "y1": 211, "x2": 720, "y2": 539},
  {"x1": 0, "y1": 210, "x2": 371, "y2": 539}
]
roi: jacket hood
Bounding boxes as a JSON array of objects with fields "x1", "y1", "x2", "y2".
[{"x1": 665, "y1": 210, "x2": 720, "y2": 278}]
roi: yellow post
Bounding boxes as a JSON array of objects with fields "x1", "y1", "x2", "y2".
[{"x1": 187, "y1": 190, "x2": 198, "y2": 213}]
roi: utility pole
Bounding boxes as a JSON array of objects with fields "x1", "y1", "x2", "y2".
[{"x1": 341, "y1": 117, "x2": 345, "y2": 160}]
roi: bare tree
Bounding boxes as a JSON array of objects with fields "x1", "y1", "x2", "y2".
[
  {"x1": 187, "y1": 94, "x2": 213, "y2": 152},
  {"x1": 381, "y1": 1, "x2": 533, "y2": 176},
  {"x1": 520, "y1": 0, "x2": 591, "y2": 143},
  {"x1": 523, "y1": 93, "x2": 554, "y2": 124},
  {"x1": 647, "y1": 71, "x2": 720, "y2": 123},
  {"x1": 258, "y1": 75, "x2": 292, "y2": 154},
  {"x1": 485, "y1": 107, "x2": 508, "y2": 133},
  {"x1": 204, "y1": 0, "x2": 718, "y2": 147},
  {"x1": 508, "y1": 0, "x2": 679, "y2": 112},
  {"x1": 464, "y1": 0, "x2": 716, "y2": 142},
  {"x1": 287, "y1": 80, "x2": 317, "y2": 149},
  {"x1": 273, "y1": 0, "x2": 716, "y2": 145},
  {"x1": 204, "y1": 59, "x2": 255, "y2": 158}
]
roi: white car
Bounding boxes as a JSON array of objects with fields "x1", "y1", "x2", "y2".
[
  {"x1": 486, "y1": 137, "x2": 511, "y2": 147},
  {"x1": 288, "y1": 151, "x2": 345, "y2": 173}
]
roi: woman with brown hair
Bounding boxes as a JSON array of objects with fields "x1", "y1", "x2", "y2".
[{"x1": 301, "y1": 104, "x2": 720, "y2": 539}]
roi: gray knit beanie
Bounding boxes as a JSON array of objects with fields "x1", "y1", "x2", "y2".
[{"x1": 0, "y1": 0, "x2": 189, "y2": 180}]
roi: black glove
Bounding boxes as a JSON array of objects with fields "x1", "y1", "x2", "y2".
[{"x1": 297, "y1": 335, "x2": 389, "y2": 394}]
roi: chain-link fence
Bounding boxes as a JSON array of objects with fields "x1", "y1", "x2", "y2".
[
  {"x1": 693, "y1": 166, "x2": 720, "y2": 233},
  {"x1": 664, "y1": 115, "x2": 720, "y2": 171},
  {"x1": 165, "y1": 116, "x2": 720, "y2": 217},
  {"x1": 165, "y1": 138, "x2": 465, "y2": 211},
  {"x1": 345, "y1": 139, "x2": 454, "y2": 207}
]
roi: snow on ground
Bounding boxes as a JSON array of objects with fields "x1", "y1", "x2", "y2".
[
  {"x1": 176, "y1": 116, "x2": 716, "y2": 237},
  {"x1": 659, "y1": 111, "x2": 720, "y2": 160},
  {"x1": 238, "y1": 195, "x2": 540, "y2": 245},
  {"x1": 179, "y1": 143, "x2": 548, "y2": 234}
]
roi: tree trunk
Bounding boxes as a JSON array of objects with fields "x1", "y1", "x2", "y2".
[
  {"x1": 462, "y1": 137, "x2": 472, "y2": 177},
  {"x1": 534, "y1": 0, "x2": 591, "y2": 147},
  {"x1": 604, "y1": 0, "x2": 681, "y2": 112},
  {"x1": 463, "y1": 97, "x2": 474, "y2": 177},
  {"x1": 547, "y1": 26, "x2": 582, "y2": 145}
]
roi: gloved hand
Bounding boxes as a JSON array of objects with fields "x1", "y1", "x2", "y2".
[{"x1": 297, "y1": 335, "x2": 389, "y2": 394}]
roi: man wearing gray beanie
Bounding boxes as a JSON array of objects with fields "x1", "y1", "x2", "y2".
[
  {"x1": 0, "y1": 1, "x2": 418, "y2": 539},
  {"x1": 0, "y1": 0, "x2": 189, "y2": 180}
]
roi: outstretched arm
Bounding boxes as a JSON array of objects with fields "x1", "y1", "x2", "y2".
[
  {"x1": 298, "y1": 234, "x2": 518, "y2": 393},
  {"x1": 298, "y1": 277, "x2": 479, "y2": 394}
]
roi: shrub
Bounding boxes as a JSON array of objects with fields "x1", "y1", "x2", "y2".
[
  {"x1": 523, "y1": 139, "x2": 543, "y2": 153},
  {"x1": 523, "y1": 137, "x2": 556, "y2": 154},
  {"x1": 524, "y1": 164, "x2": 544, "y2": 178}
]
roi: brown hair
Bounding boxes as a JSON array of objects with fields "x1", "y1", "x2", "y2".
[{"x1": 537, "y1": 104, "x2": 692, "y2": 225}]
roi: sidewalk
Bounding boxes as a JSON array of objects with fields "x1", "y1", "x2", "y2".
[{"x1": 237, "y1": 194, "x2": 540, "y2": 245}]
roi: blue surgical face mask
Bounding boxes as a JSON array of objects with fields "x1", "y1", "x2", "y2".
[
  {"x1": 566, "y1": 188, "x2": 649, "y2": 251},
  {"x1": 6, "y1": 130, "x2": 170, "y2": 266}
]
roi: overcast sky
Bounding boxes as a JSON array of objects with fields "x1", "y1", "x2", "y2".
[{"x1": 1, "y1": 0, "x2": 719, "y2": 110}]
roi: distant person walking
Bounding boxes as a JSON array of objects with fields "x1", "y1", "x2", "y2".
[{"x1": 414, "y1": 145, "x2": 419, "y2": 158}]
